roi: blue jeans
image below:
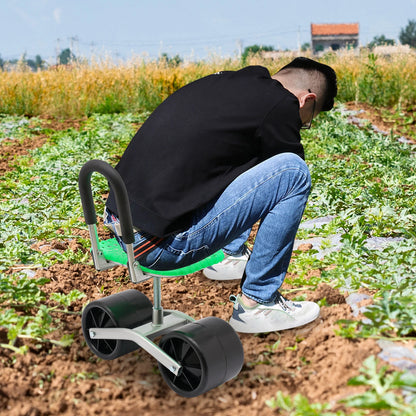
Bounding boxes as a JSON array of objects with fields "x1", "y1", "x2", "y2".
[{"x1": 105, "y1": 152, "x2": 311, "y2": 304}]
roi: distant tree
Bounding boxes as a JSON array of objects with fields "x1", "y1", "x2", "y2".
[
  {"x1": 26, "y1": 58, "x2": 36, "y2": 71},
  {"x1": 241, "y1": 44, "x2": 274, "y2": 61},
  {"x1": 17, "y1": 54, "x2": 44, "y2": 71},
  {"x1": 301, "y1": 42, "x2": 310, "y2": 52},
  {"x1": 158, "y1": 53, "x2": 183, "y2": 67},
  {"x1": 0, "y1": 53, "x2": 46, "y2": 71},
  {"x1": 58, "y1": 48, "x2": 73, "y2": 64},
  {"x1": 368, "y1": 34, "x2": 395, "y2": 49},
  {"x1": 399, "y1": 19, "x2": 416, "y2": 47},
  {"x1": 35, "y1": 55, "x2": 44, "y2": 69}
]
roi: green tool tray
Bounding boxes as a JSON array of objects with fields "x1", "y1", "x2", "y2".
[{"x1": 98, "y1": 238, "x2": 224, "y2": 277}]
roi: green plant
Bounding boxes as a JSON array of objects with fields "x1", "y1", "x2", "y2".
[
  {"x1": 0, "y1": 114, "x2": 138, "y2": 269},
  {"x1": 336, "y1": 284, "x2": 416, "y2": 340},
  {"x1": 266, "y1": 357, "x2": 416, "y2": 415},
  {"x1": 50, "y1": 289, "x2": 86, "y2": 311},
  {"x1": 0, "y1": 274, "x2": 49, "y2": 309},
  {"x1": 68, "y1": 371, "x2": 99, "y2": 382},
  {"x1": 288, "y1": 108, "x2": 416, "y2": 342},
  {"x1": 342, "y1": 356, "x2": 416, "y2": 415},
  {"x1": 266, "y1": 391, "x2": 363, "y2": 415}
]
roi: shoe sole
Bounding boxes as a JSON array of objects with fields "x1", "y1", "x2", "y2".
[
  {"x1": 229, "y1": 310, "x2": 320, "y2": 333},
  {"x1": 202, "y1": 270, "x2": 243, "y2": 281}
]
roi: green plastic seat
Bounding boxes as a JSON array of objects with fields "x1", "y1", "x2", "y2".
[{"x1": 99, "y1": 238, "x2": 224, "y2": 277}]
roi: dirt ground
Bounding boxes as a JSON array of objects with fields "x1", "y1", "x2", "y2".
[
  {"x1": 0, "y1": 108, "x2": 409, "y2": 416},
  {"x1": 344, "y1": 101, "x2": 416, "y2": 145},
  {"x1": 2, "y1": 257, "x2": 378, "y2": 416}
]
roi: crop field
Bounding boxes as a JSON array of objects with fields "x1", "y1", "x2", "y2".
[{"x1": 1, "y1": 52, "x2": 416, "y2": 415}]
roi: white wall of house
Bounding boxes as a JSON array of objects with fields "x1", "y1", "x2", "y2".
[{"x1": 312, "y1": 34, "x2": 359, "y2": 53}]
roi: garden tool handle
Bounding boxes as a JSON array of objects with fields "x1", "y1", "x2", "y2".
[{"x1": 78, "y1": 159, "x2": 135, "y2": 244}]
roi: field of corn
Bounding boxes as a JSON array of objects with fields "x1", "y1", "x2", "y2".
[{"x1": 1, "y1": 50, "x2": 416, "y2": 416}]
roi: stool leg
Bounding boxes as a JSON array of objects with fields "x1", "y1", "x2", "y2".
[{"x1": 152, "y1": 276, "x2": 164, "y2": 325}]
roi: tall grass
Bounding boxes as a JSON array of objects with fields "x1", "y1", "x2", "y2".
[
  {"x1": 1, "y1": 50, "x2": 416, "y2": 118},
  {"x1": 327, "y1": 49, "x2": 416, "y2": 108}
]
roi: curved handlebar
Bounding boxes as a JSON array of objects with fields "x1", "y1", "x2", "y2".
[{"x1": 78, "y1": 159, "x2": 135, "y2": 244}]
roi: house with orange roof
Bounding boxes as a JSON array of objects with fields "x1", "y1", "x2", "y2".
[{"x1": 311, "y1": 23, "x2": 359, "y2": 53}]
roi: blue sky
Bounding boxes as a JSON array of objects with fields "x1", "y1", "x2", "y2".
[{"x1": 1, "y1": 0, "x2": 415, "y2": 63}]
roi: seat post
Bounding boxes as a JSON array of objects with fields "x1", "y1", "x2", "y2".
[{"x1": 152, "y1": 276, "x2": 164, "y2": 326}]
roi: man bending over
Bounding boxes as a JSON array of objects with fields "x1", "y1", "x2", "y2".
[{"x1": 105, "y1": 57, "x2": 337, "y2": 333}]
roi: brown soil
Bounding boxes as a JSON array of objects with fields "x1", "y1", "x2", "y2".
[
  {"x1": 0, "y1": 112, "x2": 403, "y2": 416},
  {"x1": 1, "y1": 257, "x2": 378, "y2": 416},
  {"x1": 343, "y1": 101, "x2": 416, "y2": 144},
  {"x1": 0, "y1": 136, "x2": 47, "y2": 175},
  {"x1": 0, "y1": 117, "x2": 86, "y2": 175}
]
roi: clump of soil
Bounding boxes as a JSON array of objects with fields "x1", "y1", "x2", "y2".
[{"x1": 309, "y1": 283, "x2": 346, "y2": 305}]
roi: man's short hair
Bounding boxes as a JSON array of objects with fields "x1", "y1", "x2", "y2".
[{"x1": 279, "y1": 57, "x2": 337, "y2": 111}]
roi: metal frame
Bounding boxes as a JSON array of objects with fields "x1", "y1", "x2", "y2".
[
  {"x1": 87, "y1": 223, "x2": 150, "y2": 283},
  {"x1": 86, "y1": 224, "x2": 187, "y2": 375},
  {"x1": 89, "y1": 309, "x2": 195, "y2": 376},
  {"x1": 78, "y1": 160, "x2": 196, "y2": 376}
]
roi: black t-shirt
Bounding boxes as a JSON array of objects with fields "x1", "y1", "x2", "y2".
[{"x1": 107, "y1": 66, "x2": 303, "y2": 237}]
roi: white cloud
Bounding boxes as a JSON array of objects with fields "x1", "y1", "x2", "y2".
[{"x1": 53, "y1": 8, "x2": 61, "y2": 24}]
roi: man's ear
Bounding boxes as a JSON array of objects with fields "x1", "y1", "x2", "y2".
[{"x1": 299, "y1": 91, "x2": 317, "y2": 108}]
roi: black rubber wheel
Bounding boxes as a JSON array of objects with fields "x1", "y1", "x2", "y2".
[
  {"x1": 158, "y1": 316, "x2": 244, "y2": 397},
  {"x1": 82, "y1": 289, "x2": 153, "y2": 360}
]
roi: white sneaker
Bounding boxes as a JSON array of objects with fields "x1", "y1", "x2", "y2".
[
  {"x1": 203, "y1": 247, "x2": 251, "y2": 280},
  {"x1": 229, "y1": 293, "x2": 320, "y2": 333}
]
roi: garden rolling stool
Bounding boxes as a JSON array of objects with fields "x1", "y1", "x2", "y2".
[{"x1": 78, "y1": 159, "x2": 244, "y2": 397}]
